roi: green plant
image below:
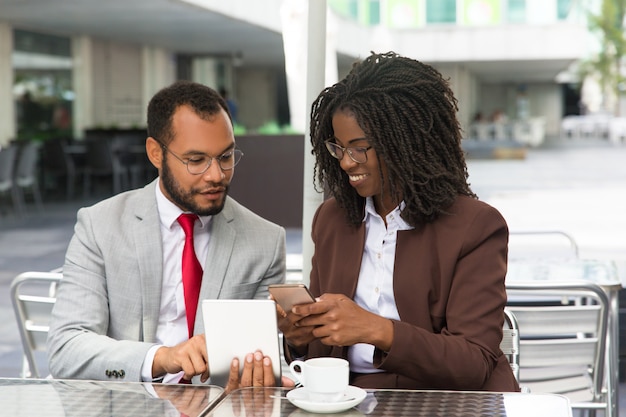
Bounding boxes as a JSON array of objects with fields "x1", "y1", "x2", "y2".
[{"x1": 581, "y1": 0, "x2": 626, "y2": 114}]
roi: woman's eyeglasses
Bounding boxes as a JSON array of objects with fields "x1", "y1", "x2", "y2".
[{"x1": 324, "y1": 140, "x2": 372, "y2": 164}]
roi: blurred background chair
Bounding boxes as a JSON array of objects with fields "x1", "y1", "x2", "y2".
[
  {"x1": 82, "y1": 137, "x2": 129, "y2": 198},
  {"x1": 0, "y1": 144, "x2": 21, "y2": 215},
  {"x1": 41, "y1": 137, "x2": 79, "y2": 200},
  {"x1": 10, "y1": 271, "x2": 63, "y2": 378},
  {"x1": 110, "y1": 134, "x2": 152, "y2": 190},
  {"x1": 506, "y1": 282, "x2": 610, "y2": 416},
  {"x1": 14, "y1": 140, "x2": 44, "y2": 212}
]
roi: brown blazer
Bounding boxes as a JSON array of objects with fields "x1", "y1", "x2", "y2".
[{"x1": 304, "y1": 195, "x2": 519, "y2": 392}]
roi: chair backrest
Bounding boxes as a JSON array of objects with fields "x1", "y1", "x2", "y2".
[
  {"x1": 14, "y1": 141, "x2": 41, "y2": 186},
  {"x1": 42, "y1": 137, "x2": 75, "y2": 175},
  {"x1": 506, "y1": 282, "x2": 608, "y2": 413},
  {"x1": 508, "y1": 230, "x2": 579, "y2": 261},
  {"x1": 84, "y1": 138, "x2": 114, "y2": 173},
  {"x1": 501, "y1": 308, "x2": 520, "y2": 381},
  {"x1": 10, "y1": 271, "x2": 63, "y2": 378},
  {"x1": 0, "y1": 145, "x2": 17, "y2": 191}
]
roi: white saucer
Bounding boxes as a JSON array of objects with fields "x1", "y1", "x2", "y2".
[{"x1": 286, "y1": 386, "x2": 367, "y2": 414}]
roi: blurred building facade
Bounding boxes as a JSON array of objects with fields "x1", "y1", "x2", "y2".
[{"x1": 0, "y1": 0, "x2": 594, "y2": 146}]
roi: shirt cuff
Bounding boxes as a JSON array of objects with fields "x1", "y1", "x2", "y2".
[{"x1": 141, "y1": 345, "x2": 163, "y2": 382}]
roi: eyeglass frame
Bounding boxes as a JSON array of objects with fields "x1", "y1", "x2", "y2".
[
  {"x1": 158, "y1": 142, "x2": 243, "y2": 175},
  {"x1": 325, "y1": 139, "x2": 372, "y2": 164}
]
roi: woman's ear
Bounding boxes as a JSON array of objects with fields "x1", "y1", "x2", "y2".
[{"x1": 146, "y1": 137, "x2": 163, "y2": 170}]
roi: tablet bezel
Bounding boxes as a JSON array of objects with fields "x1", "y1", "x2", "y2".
[{"x1": 201, "y1": 299, "x2": 282, "y2": 387}]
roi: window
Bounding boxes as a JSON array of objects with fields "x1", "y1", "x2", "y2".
[
  {"x1": 507, "y1": 0, "x2": 526, "y2": 23},
  {"x1": 426, "y1": 0, "x2": 456, "y2": 24},
  {"x1": 368, "y1": 0, "x2": 381, "y2": 25},
  {"x1": 13, "y1": 30, "x2": 73, "y2": 140},
  {"x1": 557, "y1": 0, "x2": 571, "y2": 20}
]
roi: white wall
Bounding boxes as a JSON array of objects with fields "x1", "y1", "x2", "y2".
[
  {"x1": 525, "y1": 83, "x2": 562, "y2": 137},
  {"x1": 236, "y1": 68, "x2": 278, "y2": 131},
  {"x1": 91, "y1": 39, "x2": 143, "y2": 128}
]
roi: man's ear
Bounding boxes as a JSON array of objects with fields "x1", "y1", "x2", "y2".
[{"x1": 146, "y1": 137, "x2": 163, "y2": 170}]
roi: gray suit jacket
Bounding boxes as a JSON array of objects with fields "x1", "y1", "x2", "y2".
[{"x1": 47, "y1": 180, "x2": 286, "y2": 381}]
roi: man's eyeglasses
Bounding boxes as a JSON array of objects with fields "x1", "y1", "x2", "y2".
[
  {"x1": 161, "y1": 144, "x2": 243, "y2": 175},
  {"x1": 325, "y1": 140, "x2": 372, "y2": 164}
]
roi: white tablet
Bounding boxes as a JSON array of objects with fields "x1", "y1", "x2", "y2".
[{"x1": 202, "y1": 299, "x2": 282, "y2": 387}]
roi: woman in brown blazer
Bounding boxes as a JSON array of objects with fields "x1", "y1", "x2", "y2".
[{"x1": 279, "y1": 52, "x2": 519, "y2": 392}]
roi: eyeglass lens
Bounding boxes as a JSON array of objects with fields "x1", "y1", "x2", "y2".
[
  {"x1": 186, "y1": 149, "x2": 243, "y2": 174},
  {"x1": 325, "y1": 141, "x2": 368, "y2": 164}
]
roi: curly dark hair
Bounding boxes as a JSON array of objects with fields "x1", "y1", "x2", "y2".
[
  {"x1": 147, "y1": 80, "x2": 230, "y2": 146},
  {"x1": 310, "y1": 51, "x2": 476, "y2": 227}
]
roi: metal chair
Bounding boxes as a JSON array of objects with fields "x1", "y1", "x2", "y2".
[
  {"x1": 14, "y1": 140, "x2": 44, "y2": 212},
  {"x1": 0, "y1": 144, "x2": 22, "y2": 215},
  {"x1": 506, "y1": 282, "x2": 610, "y2": 416},
  {"x1": 82, "y1": 137, "x2": 129, "y2": 197},
  {"x1": 41, "y1": 137, "x2": 79, "y2": 200},
  {"x1": 501, "y1": 308, "x2": 520, "y2": 382},
  {"x1": 10, "y1": 271, "x2": 63, "y2": 378}
]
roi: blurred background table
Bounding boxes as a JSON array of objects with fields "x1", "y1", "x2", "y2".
[
  {"x1": 208, "y1": 387, "x2": 571, "y2": 417},
  {"x1": 0, "y1": 378, "x2": 223, "y2": 417}
]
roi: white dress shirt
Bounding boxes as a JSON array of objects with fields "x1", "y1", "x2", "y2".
[
  {"x1": 141, "y1": 179, "x2": 211, "y2": 382},
  {"x1": 348, "y1": 197, "x2": 412, "y2": 373}
]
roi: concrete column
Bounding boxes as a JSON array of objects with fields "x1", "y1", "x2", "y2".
[
  {"x1": 301, "y1": 0, "x2": 328, "y2": 283},
  {"x1": 71, "y1": 36, "x2": 94, "y2": 139},
  {"x1": 0, "y1": 23, "x2": 15, "y2": 146}
]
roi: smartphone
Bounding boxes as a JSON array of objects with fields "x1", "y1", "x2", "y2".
[{"x1": 268, "y1": 283, "x2": 316, "y2": 312}]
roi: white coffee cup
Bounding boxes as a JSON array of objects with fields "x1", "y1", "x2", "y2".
[{"x1": 289, "y1": 357, "x2": 349, "y2": 402}]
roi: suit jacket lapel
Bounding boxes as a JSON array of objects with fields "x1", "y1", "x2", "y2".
[
  {"x1": 132, "y1": 181, "x2": 163, "y2": 342},
  {"x1": 194, "y1": 198, "x2": 236, "y2": 334}
]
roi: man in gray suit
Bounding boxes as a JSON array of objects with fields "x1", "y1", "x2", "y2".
[{"x1": 48, "y1": 81, "x2": 288, "y2": 388}]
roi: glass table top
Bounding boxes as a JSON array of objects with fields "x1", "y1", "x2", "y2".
[
  {"x1": 0, "y1": 378, "x2": 223, "y2": 417},
  {"x1": 208, "y1": 387, "x2": 572, "y2": 417}
]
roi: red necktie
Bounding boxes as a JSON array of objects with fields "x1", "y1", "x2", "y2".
[{"x1": 177, "y1": 213, "x2": 203, "y2": 338}]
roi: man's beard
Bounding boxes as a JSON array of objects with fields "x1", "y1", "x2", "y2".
[{"x1": 161, "y1": 155, "x2": 229, "y2": 216}]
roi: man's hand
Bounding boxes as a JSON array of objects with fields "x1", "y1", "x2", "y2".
[
  {"x1": 224, "y1": 350, "x2": 295, "y2": 394},
  {"x1": 152, "y1": 334, "x2": 209, "y2": 382}
]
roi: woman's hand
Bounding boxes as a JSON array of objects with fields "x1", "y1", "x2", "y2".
[
  {"x1": 292, "y1": 293, "x2": 393, "y2": 350},
  {"x1": 277, "y1": 303, "x2": 319, "y2": 349}
]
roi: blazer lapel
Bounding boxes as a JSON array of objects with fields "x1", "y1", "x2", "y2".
[
  {"x1": 194, "y1": 198, "x2": 236, "y2": 334},
  {"x1": 132, "y1": 182, "x2": 163, "y2": 343}
]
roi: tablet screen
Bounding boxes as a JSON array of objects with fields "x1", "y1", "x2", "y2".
[{"x1": 201, "y1": 299, "x2": 282, "y2": 387}]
